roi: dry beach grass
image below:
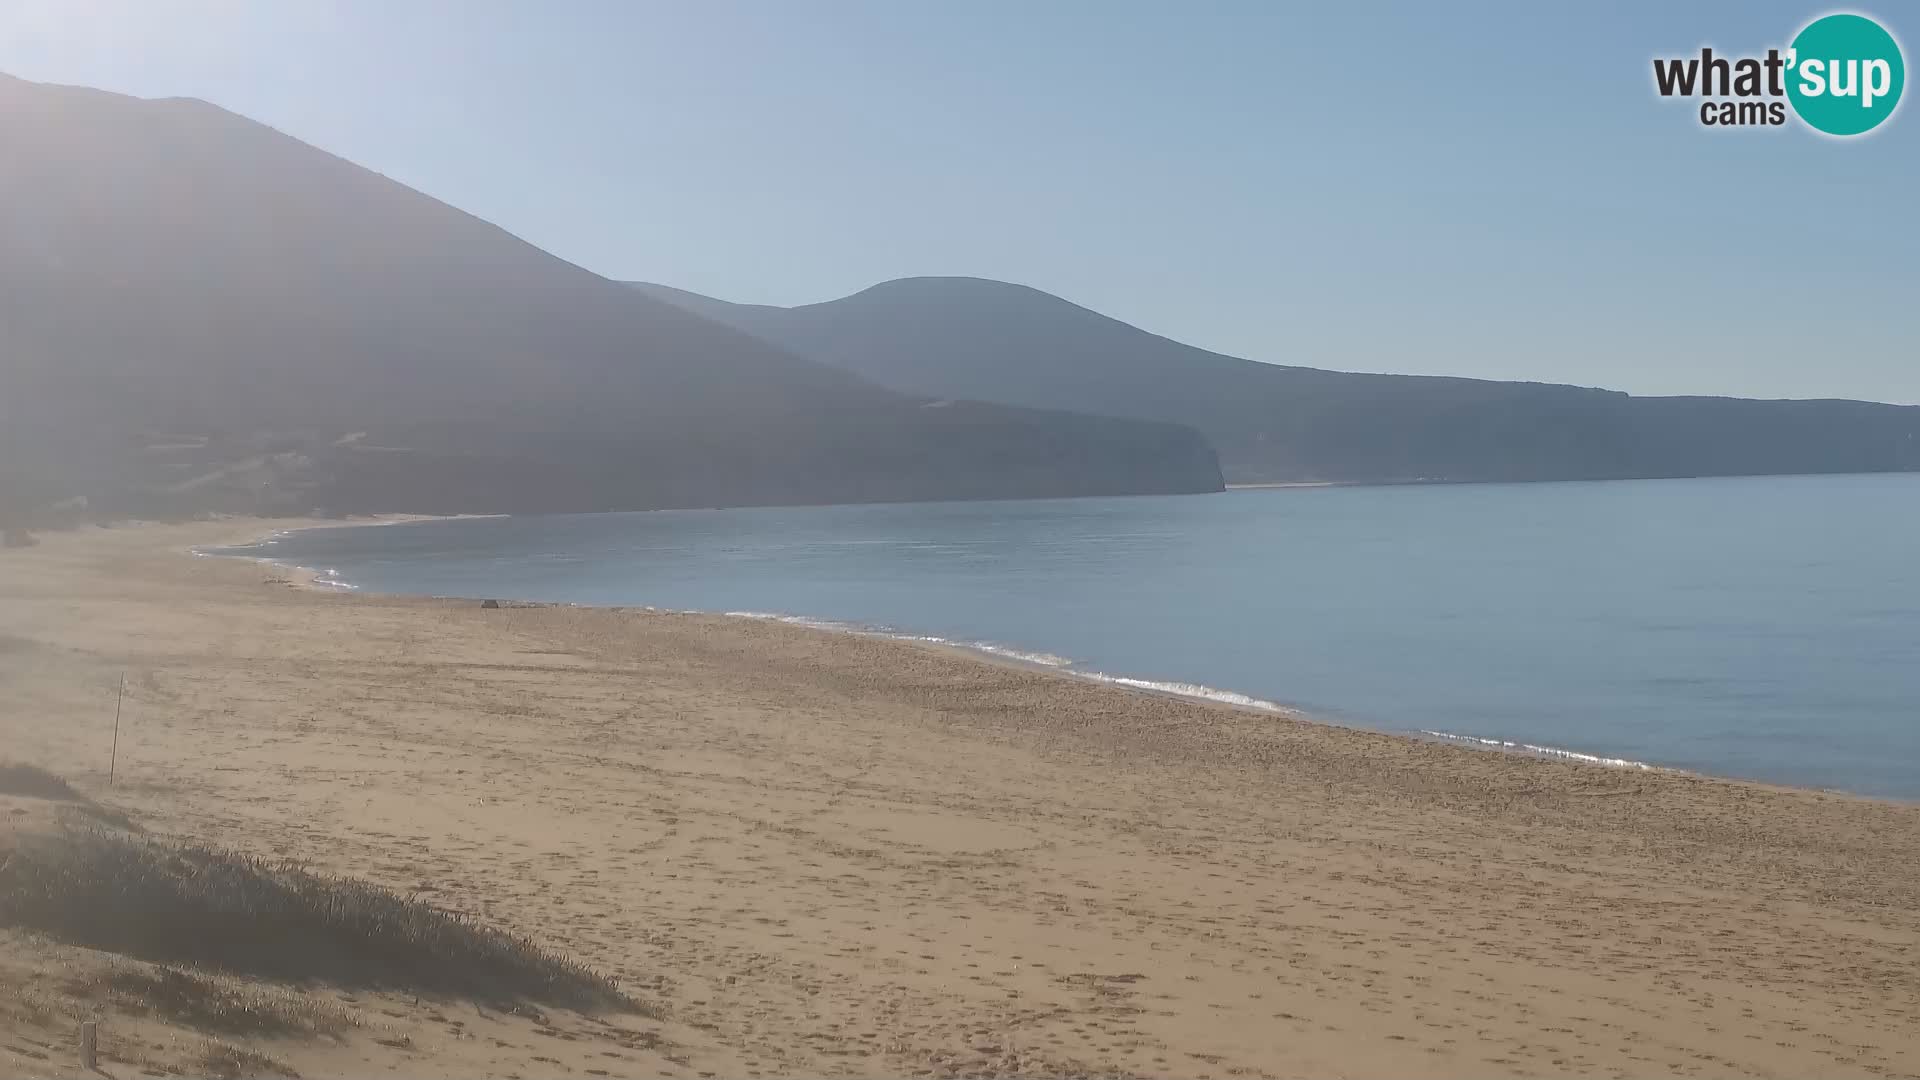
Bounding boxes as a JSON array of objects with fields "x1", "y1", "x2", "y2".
[
  {"x1": 1, "y1": 519, "x2": 1918, "y2": 1078},
  {"x1": 0, "y1": 827, "x2": 631, "y2": 1011}
]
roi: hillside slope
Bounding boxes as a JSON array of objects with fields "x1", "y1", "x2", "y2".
[
  {"x1": 634, "y1": 277, "x2": 1920, "y2": 485},
  {"x1": 0, "y1": 75, "x2": 1220, "y2": 520}
]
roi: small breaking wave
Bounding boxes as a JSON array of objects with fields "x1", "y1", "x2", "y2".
[
  {"x1": 723, "y1": 612, "x2": 1292, "y2": 710},
  {"x1": 964, "y1": 642, "x2": 1075, "y2": 668},
  {"x1": 1419, "y1": 729, "x2": 1658, "y2": 771},
  {"x1": 196, "y1": 539, "x2": 360, "y2": 591},
  {"x1": 300, "y1": 565, "x2": 359, "y2": 590},
  {"x1": 1072, "y1": 672, "x2": 1289, "y2": 712},
  {"x1": 723, "y1": 611, "x2": 1074, "y2": 667},
  {"x1": 724, "y1": 610, "x2": 854, "y2": 632}
]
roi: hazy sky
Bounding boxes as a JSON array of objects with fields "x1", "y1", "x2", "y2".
[{"x1": 3, "y1": 1, "x2": 1914, "y2": 401}]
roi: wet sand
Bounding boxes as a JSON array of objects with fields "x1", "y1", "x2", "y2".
[{"x1": 3, "y1": 519, "x2": 1918, "y2": 1078}]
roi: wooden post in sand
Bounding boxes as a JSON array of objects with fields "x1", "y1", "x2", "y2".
[
  {"x1": 108, "y1": 671, "x2": 125, "y2": 787},
  {"x1": 79, "y1": 1020, "x2": 97, "y2": 1069}
]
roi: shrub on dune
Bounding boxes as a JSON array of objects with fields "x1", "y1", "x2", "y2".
[
  {"x1": 0, "y1": 761, "x2": 82, "y2": 801},
  {"x1": 0, "y1": 829, "x2": 634, "y2": 1013}
]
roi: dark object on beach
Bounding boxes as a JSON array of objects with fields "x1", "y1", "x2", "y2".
[
  {"x1": 2, "y1": 528, "x2": 35, "y2": 548},
  {"x1": 480, "y1": 599, "x2": 501, "y2": 609}
]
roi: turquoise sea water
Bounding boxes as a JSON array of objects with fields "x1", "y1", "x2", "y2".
[{"x1": 215, "y1": 473, "x2": 1920, "y2": 799}]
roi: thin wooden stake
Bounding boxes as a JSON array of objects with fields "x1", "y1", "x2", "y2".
[{"x1": 109, "y1": 671, "x2": 125, "y2": 787}]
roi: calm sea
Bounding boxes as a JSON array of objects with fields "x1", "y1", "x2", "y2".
[{"x1": 214, "y1": 473, "x2": 1920, "y2": 799}]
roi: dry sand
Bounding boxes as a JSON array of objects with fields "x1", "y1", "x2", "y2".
[{"x1": 3, "y1": 518, "x2": 1918, "y2": 1079}]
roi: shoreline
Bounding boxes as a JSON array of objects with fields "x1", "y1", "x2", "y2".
[
  {"x1": 191, "y1": 512, "x2": 506, "y2": 591},
  {"x1": 5, "y1": 517, "x2": 1919, "y2": 1077},
  {"x1": 211, "y1": 515, "x2": 1716, "y2": 792}
]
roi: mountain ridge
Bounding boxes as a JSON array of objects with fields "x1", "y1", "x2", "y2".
[
  {"x1": 0, "y1": 74, "x2": 1223, "y2": 520},
  {"x1": 632, "y1": 278, "x2": 1920, "y2": 485}
]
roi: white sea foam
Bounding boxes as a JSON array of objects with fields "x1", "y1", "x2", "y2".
[
  {"x1": 723, "y1": 611, "x2": 1074, "y2": 667},
  {"x1": 965, "y1": 642, "x2": 1074, "y2": 668},
  {"x1": 300, "y1": 565, "x2": 359, "y2": 590},
  {"x1": 724, "y1": 610, "x2": 858, "y2": 633},
  {"x1": 727, "y1": 610, "x2": 1281, "y2": 707},
  {"x1": 1419, "y1": 729, "x2": 1658, "y2": 771},
  {"x1": 1073, "y1": 672, "x2": 1289, "y2": 712},
  {"x1": 195, "y1": 542, "x2": 360, "y2": 591}
]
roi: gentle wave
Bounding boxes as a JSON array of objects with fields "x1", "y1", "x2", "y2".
[
  {"x1": 301, "y1": 566, "x2": 359, "y2": 590},
  {"x1": 1419, "y1": 729, "x2": 1659, "y2": 771},
  {"x1": 724, "y1": 609, "x2": 848, "y2": 629},
  {"x1": 197, "y1": 538, "x2": 360, "y2": 591},
  {"x1": 722, "y1": 610, "x2": 1074, "y2": 667},
  {"x1": 721, "y1": 610, "x2": 1299, "y2": 713},
  {"x1": 1074, "y1": 672, "x2": 1289, "y2": 712},
  {"x1": 964, "y1": 642, "x2": 1076, "y2": 668}
]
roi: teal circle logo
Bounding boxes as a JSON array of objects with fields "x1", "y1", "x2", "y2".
[{"x1": 1786, "y1": 13, "x2": 1905, "y2": 136}]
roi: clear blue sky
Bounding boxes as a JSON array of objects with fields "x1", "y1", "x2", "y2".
[{"x1": 3, "y1": 1, "x2": 1914, "y2": 401}]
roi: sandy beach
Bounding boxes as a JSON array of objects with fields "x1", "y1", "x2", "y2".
[{"x1": 4, "y1": 518, "x2": 1919, "y2": 1079}]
